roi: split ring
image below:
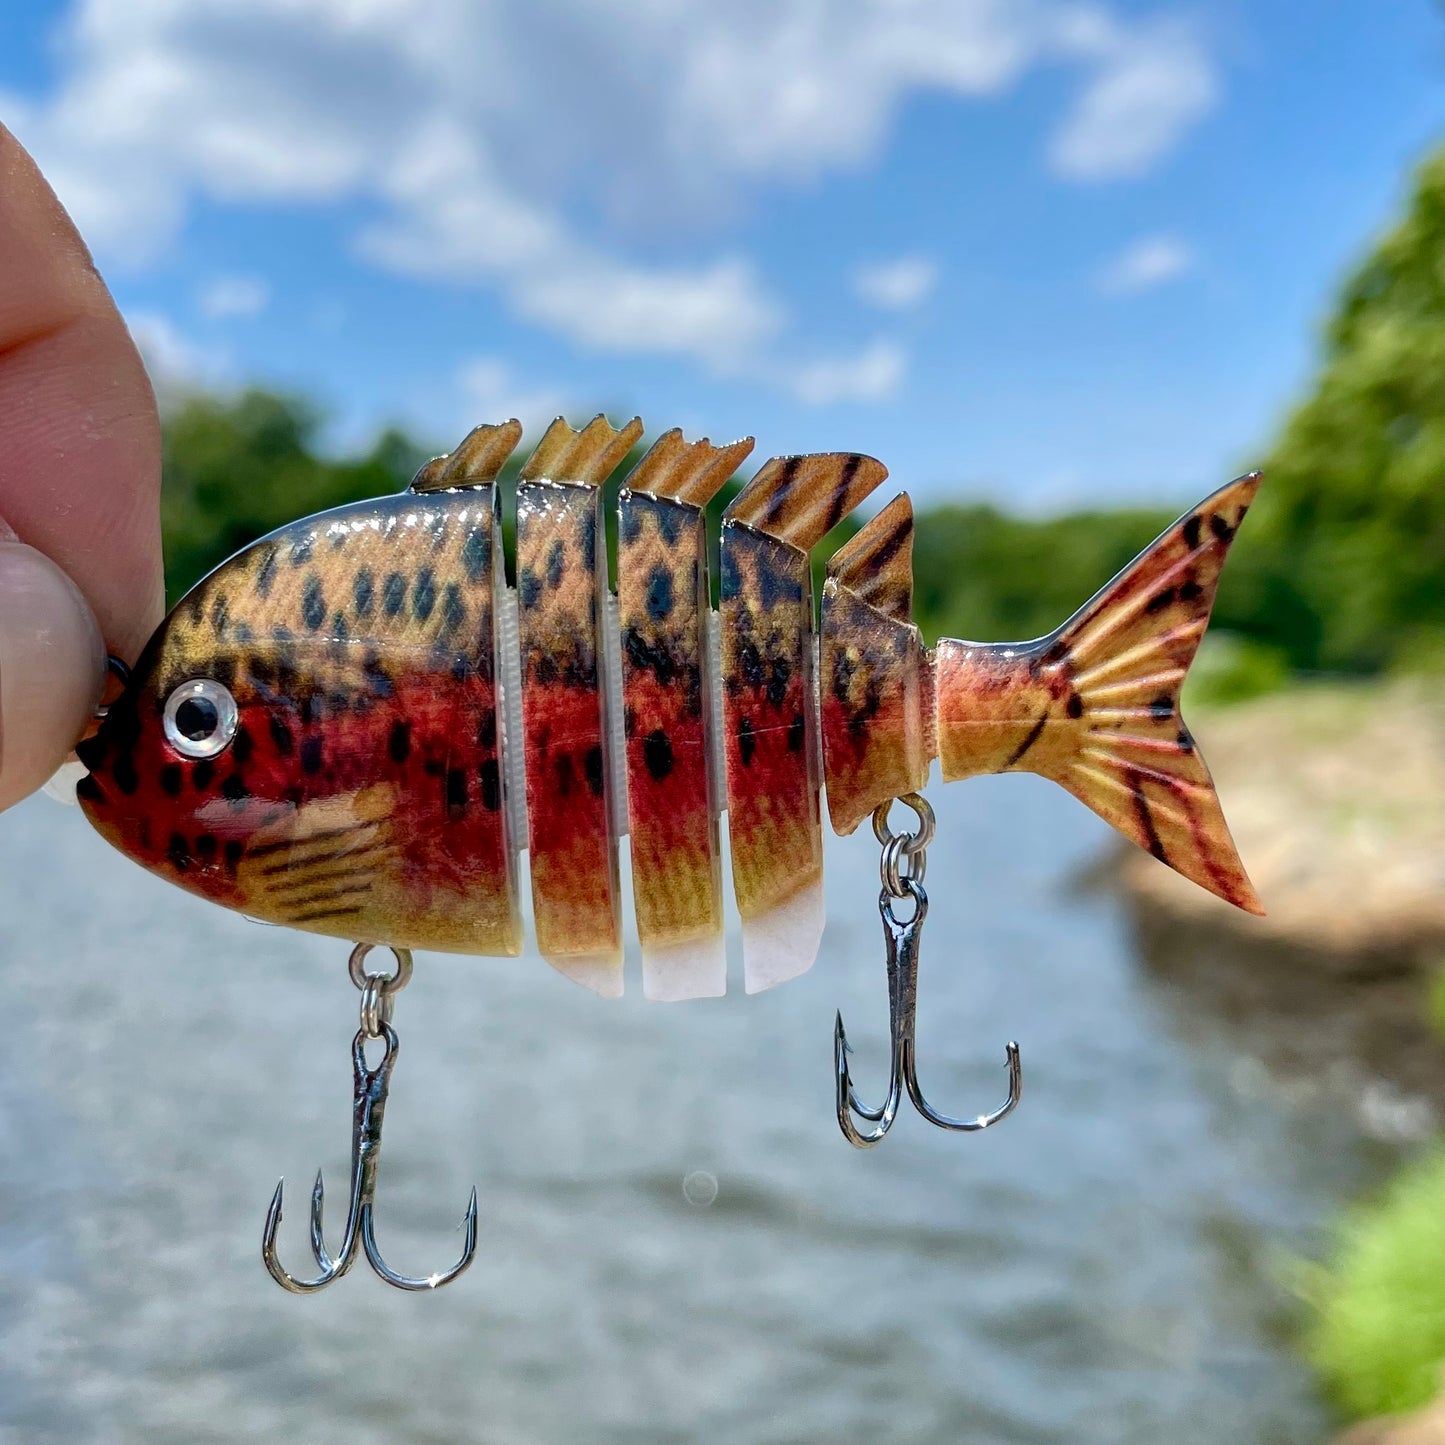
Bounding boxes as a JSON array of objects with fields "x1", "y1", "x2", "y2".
[
  {"x1": 348, "y1": 942, "x2": 413, "y2": 995},
  {"x1": 871, "y1": 792, "x2": 935, "y2": 856}
]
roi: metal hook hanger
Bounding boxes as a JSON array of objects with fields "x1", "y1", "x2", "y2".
[
  {"x1": 834, "y1": 794, "x2": 1022, "y2": 1148},
  {"x1": 262, "y1": 945, "x2": 479, "y2": 1293}
]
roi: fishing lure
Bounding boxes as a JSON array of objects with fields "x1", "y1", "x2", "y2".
[{"x1": 74, "y1": 414, "x2": 1262, "y2": 1291}]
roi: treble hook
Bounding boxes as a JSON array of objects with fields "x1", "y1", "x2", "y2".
[
  {"x1": 834, "y1": 796, "x2": 1021, "y2": 1148},
  {"x1": 262, "y1": 949, "x2": 479, "y2": 1292}
]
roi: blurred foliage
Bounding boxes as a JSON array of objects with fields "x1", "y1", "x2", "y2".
[
  {"x1": 1300, "y1": 1148, "x2": 1445, "y2": 1420},
  {"x1": 162, "y1": 143, "x2": 1445, "y2": 678},
  {"x1": 1211, "y1": 144, "x2": 1445, "y2": 676},
  {"x1": 1182, "y1": 632, "x2": 1293, "y2": 709},
  {"x1": 1429, "y1": 963, "x2": 1445, "y2": 1043},
  {"x1": 909, "y1": 501, "x2": 1173, "y2": 642},
  {"x1": 161, "y1": 391, "x2": 432, "y2": 608}
]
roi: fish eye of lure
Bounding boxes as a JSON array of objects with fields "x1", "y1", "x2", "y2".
[
  {"x1": 163, "y1": 679, "x2": 240, "y2": 758},
  {"x1": 73, "y1": 413, "x2": 1263, "y2": 1292}
]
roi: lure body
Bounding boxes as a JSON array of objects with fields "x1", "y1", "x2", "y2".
[{"x1": 78, "y1": 415, "x2": 1262, "y2": 998}]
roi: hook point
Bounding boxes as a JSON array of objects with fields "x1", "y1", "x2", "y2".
[{"x1": 832, "y1": 853, "x2": 1023, "y2": 1146}]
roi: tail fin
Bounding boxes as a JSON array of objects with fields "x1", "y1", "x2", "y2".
[
  {"x1": 934, "y1": 472, "x2": 1264, "y2": 915},
  {"x1": 1049, "y1": 472, "x2": 1263, "y2": 913}
]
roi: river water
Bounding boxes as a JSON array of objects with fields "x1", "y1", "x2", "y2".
[{"x1": 0, "y1": 776, "x2": 1410, "y2": 1443}]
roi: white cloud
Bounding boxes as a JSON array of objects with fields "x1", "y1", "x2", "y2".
[
  {"x1": 854, "y1": 256, "x2": 938, "y2": 311},
  {"x1": 1096, "y1": 234, "x2": 1194, "y2": 295},
  {"x1": 1050, "y1": 17, "x2": 1215, "y2": 181},
  {"x1": 516, "y1": 259, "x2": 781, "y2": 367},
  {"x1": 198, "y1": 274, "x2": 270, "y2": 320},
  {"x1": 354, "y1": 126, "x2": 785, "y2": 372},
  {"x1": 125, "y1": 310, "x2": 230, "y2": 399},
  {"x1": 457, "y1": 357, "x2": 566, "y2": 431},
  {"x1": 787, "y1": 340, "x2": 907, "y2": 406},
  {"x1": 7, "y1": 1, "x2": 1219, "y2": 390}
]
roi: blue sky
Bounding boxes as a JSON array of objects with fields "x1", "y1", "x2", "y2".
[{"x1": 1, "y1": 0, "x2": 1441, "y2": 512}]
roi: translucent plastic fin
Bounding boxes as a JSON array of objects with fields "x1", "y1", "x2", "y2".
[
  {"x1": 521, "y1": 413, "x2": 643, "y2": 486},
  {"x1": 724, "y1": 451, "x2": 888, "y2": 551},
  {"x1": 412, "y1": 419, "x2": 523, "y2": 492},
  {"x1": 934, "y1": 473, "x2": 1264, "y2": 915},
  {"x1": 624, "y1": 429, "x2": 754, "y2": 507}
]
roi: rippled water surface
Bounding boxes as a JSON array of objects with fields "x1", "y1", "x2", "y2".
[{"x1": 0, "y1": 780, "x2": 1394, "y2": 1443}]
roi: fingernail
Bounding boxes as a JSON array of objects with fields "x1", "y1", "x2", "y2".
[{"x1": 0, "y1": 541, "x2": 105, "y2": 812}]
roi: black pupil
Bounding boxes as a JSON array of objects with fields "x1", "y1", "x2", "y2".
[{"x1": 175, "y1": 695, "x2": 220, "y2": 741}]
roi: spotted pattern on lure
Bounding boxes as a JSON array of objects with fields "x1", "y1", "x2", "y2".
[
  {"x1": 820, "y1": 493, "x2": 930, "y2": 838},
  {"x1": 514, "y1": 415, "x2": 641, "y2": 968},
  {"x1": 78, "y1": 416, "x2": 1262, "y2": 1002},
  {"x1": 617, "y1": 431, "x2": 751, "y2": 997}
]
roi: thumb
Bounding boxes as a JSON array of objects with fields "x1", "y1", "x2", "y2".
[{"x1": 0, "y1": 518, "x2": 105, "y2": 812}]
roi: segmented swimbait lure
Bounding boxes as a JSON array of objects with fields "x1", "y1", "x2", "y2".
[{"x1": 74, "y1": 414, "x2": 1262, "y2": 1290}]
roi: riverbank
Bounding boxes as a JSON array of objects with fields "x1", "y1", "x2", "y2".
[
  {"x1": 1115, "y1": 677, "x2": 1445, "y2": 1443},
  {"x1": 1114, "y1": 678, "x2": 1445, "y2": 1106},
  {"x1": 1119, "y1": 677, "x2": 1445, "y2": 968}
]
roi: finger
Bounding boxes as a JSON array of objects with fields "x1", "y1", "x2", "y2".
[
  {"x1": 0, "y1": 122, "x2": 163, "y2": 665},
  {"x1": 0, "y1": 124, "x2": 162, "y2": 810},
  {"x1": 0, "y1": 526, "x2": 104, "y2": 811},
  {"x1": 0, "y1": 511, "x2": 109, "y2": 810}
]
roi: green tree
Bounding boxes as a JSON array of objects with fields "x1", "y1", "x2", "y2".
[
  {"x1": 909, "y1": 502, "x2": 1173, "y2": 644},
  {"x1": 161, "y1": 390, "x2": 430, "y2": 605},
  {"x1": 1215, "y1": 144, "x2": 1445, "y2": 675}
]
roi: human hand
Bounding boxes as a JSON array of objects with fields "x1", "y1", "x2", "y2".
[{"x1": 0, "y1": 124, "x2": 163, "y2": 812}]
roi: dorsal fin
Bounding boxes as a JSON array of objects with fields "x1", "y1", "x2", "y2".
[
  {"x1": 521, "y1": 414, "x2": 644, "y2": 486},
  {"x1": 826, "y1": 493, "x2": 913, "y2": 623},
  {"x1": 412, "y1": 419, "x2": 524, "y2": 492},
  {"x1": 623, "y1": 428, "x2": 755, "y2": 507},
  {"x1": 724, "y1": 451, "x2": 888, "y2": 550},
  {"x1": 410, "y1": 455, "x2": 449, "y2": 492}
]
